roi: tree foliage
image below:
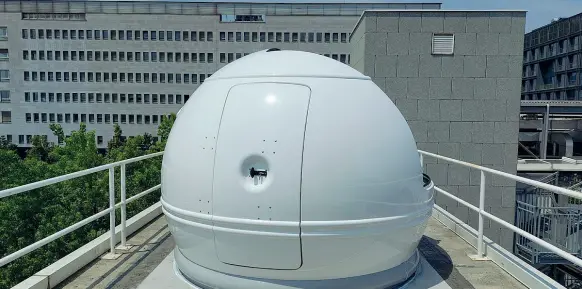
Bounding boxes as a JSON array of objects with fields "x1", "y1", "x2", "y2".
[{"x1": 0, "y1": 114, "x2": 175, "y2": 289}]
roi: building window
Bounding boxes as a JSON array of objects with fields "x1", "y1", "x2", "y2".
[
  {"x1": 341, "y1": 33, "x2": 347, "y2": 43},
  {"x1": 0, "y1": 91, "x2": 9, "y2": 103},
  {"x1": 1, "y1": 111, "x2": 11, "y2": 124},
  {"x1": 22, "y1": 13, "x2": 86, "y2": 21},
  {"x1": 432, "y1": 33, "x2": 455, "y2": 55},
  {"x1": 1, "y1": 70, "x2": 11, "y2": 81},
  {"x1": 220, "y1": 14, "x2": 265, "y2": 23},
  {"x1": 0, "y1": 27, "x2": 7, "y2": 40},
  {"x1": 0, "y1": 49, "x2": 8, "y2": 61}
]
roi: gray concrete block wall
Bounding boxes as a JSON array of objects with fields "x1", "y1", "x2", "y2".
[{"x1": 351, "y1": 10, "x2": 526, "y2": 251}]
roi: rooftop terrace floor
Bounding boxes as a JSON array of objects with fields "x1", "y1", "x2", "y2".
[{"x1": 56, "y1": 215, "x2": 526, "y2": 289}]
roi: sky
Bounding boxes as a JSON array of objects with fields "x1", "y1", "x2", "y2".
[{"x1": 441, "y1": 0, "x2": 582, "y2": 32}]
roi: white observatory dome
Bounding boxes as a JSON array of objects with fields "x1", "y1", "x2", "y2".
[{"x1": 161, "y1": 49, "x2": 434, "y2": 289}]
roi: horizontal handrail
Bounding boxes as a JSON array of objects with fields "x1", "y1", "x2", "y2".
[
  {"x1": 0, "y1": 152, "x2": 164, "y2": 269},
  {"x1": 419, "y1": 150, "x2": 582, "y2": 200},
  {"x1": 436, "y1": 183, "x2": 582, "y2": 267},
  {"x1": 0, "y1": 152, "x2": 163, "y2": 199},
  {"x1": 0, "y1": 207, "x2": 113, "y2": 267},
  {"x1": 420, "y1": 149, "x2": 582, "y2": 268}
]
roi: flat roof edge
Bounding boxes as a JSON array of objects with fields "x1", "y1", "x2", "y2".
[
  {"x1": 360, "y1": 9, "x2": 527, "y2": 12},
  {"x1": 350, "y1": 9, "x2": 527, "y2": 40}
]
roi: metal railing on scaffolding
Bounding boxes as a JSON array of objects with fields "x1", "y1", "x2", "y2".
[{"x1": 515, "y1": 171, "x2": 582, "y2": 265}]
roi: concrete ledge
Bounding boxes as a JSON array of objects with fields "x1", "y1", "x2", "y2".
[
  {"x1": 13, "y1": 202, "x2": 163, "y2": 289},
  {"x1": 432, "y1": 205, "x2": 565, "y2": 289}
]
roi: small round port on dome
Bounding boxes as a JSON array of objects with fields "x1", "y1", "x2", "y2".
[{"x1": 266, "y1": 48, "x2": 281, "y2": 52}]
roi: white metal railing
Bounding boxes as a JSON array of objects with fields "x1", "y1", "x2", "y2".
[
  {"x1": 419, "y1": 150, "x2": 582, "y2": 267},
  {"x1": 0, "y1": 152, "x2": 163, "y2": 267},
  {"x1": 4, "y1": 149, "x2": 582, "y2": 273}
]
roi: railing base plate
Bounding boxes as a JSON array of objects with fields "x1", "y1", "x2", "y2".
[
  {"x1": 101, "y1": 252, "x2": 122, "y2": 260},
  {"x1": 116, "y1": 244, "x2": 134, "y2": 251},
  {"x1": 468, "y1": 254, "x2": 490, "y2": 261}
]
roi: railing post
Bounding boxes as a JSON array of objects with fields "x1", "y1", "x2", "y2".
[
  {"x1": 103, "y1": 167, "x2": 121, "y2": 259},
  {"x1": 109, "y1": 167, "x2": 115, "y2": 254},
  {"x1": 118, "y1": 163, "x2": 132, "y2": 250},
  {"x1": 470, "y1": 170, "x2": 489, "y2": 260}
]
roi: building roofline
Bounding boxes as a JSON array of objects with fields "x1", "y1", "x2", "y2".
[
  {"x1": 525, "y1": 11, "x2": 582, "y2": 36},
  {"x1": 350, "y1": 9, "x2": 528, "y2": 40},
  {"x1": 0, "y1": 1, "x2": 442, "y2": 17},
  {"x1": 93, "y1": 0, "x2": 442, "y2": 3}
]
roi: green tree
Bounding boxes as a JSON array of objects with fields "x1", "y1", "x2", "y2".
[
  {"x1": 107, "y1": 123, "x2": 124, "y2": 151},
  {"x1": 27, "y1": 135, "x2": 52, "y2": 162},
  {"x1": 152, "y1": 113, "x2": 176, "y2": 152},
  {"x1": 0, "y1": 136, "x2": 17, "y2": 151},
  {"x1": 0, "y1": 118, "x2": 174, "y2": 289}
]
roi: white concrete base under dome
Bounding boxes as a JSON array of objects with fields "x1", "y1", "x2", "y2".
[{"x1": 137, "y1": 249, "x2": 453, "y2": 289}]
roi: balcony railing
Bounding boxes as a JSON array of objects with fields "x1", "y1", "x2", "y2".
[
  {"x1": 537, "y1": 83, "x2": 555, "y2": 90},
  {"x1": 3, "y1": 150, "x2": 582, "y2": 285}
]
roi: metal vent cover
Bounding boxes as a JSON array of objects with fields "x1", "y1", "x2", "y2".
[{"x1": 432, "y1": 33, "x2": 454, "y2": 55}]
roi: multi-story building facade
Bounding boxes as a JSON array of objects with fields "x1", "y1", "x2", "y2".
[
  {"x1": 0, "y1": 0, "x2": 440, "y2": 148},
  {"x1": 522, "y1": 12, "x2": 582, "y2": 101}
]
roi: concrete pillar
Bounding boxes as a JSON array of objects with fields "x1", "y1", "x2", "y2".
[{"x1": 541, "y1": 104, "x2": 550, "y2": 159}]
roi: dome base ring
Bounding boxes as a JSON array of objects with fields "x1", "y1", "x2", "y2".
[{"x1": 173, "y1": 248, "x2": 421, "y2": 289}]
